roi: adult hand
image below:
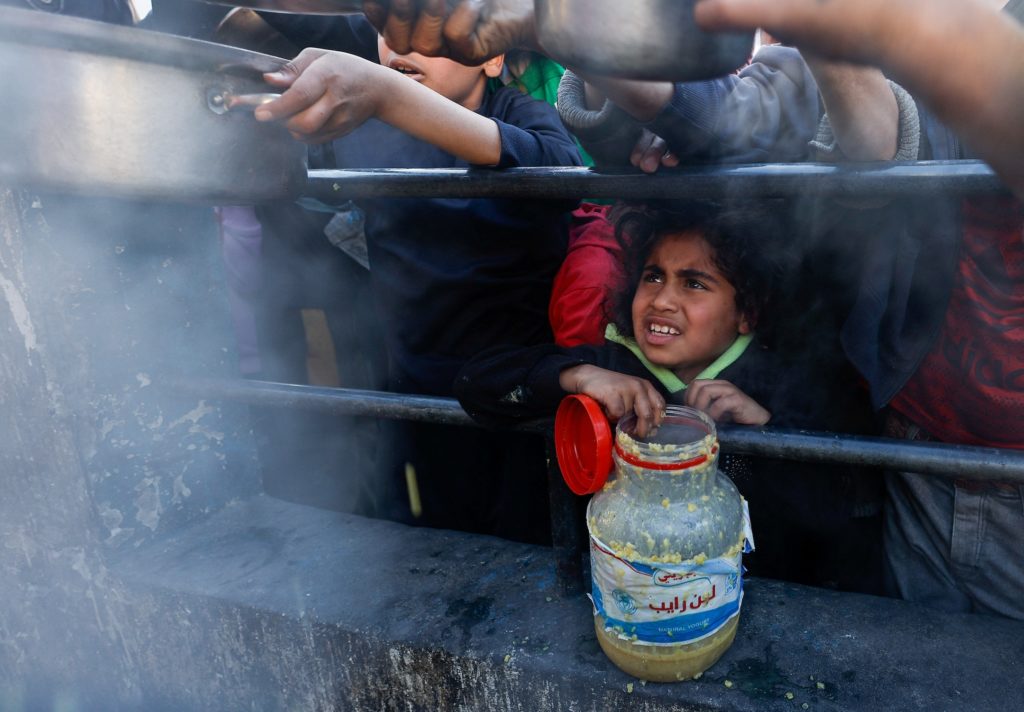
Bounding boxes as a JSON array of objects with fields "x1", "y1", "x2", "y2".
[
  {"x1": 254, "y1": 48, "x2": 388, "y2": 144},
  {"x1": 631, "y1": 129, "x2": 680, "y2": 174},
  {"x1": 694, "y1": 0, "x2": 890, "y2": 63},
  {"x1": 363, "y1": 0, "x2": 537, "y2": 64},
  {"x1": 559, "y1": 365, "x2": 666, "y2": 438},
  {"x1": 685, "y1": 379, "x2": 770, "y2": 426}
]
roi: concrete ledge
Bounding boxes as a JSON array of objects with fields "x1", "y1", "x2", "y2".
[{"x1": 110, "y1": 495, "x2": 1023, "y2": 711}]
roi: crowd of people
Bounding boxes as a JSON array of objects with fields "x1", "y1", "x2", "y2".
[
  {"x1": 229, "y1": 0, "x2": 1024, "y2": 620},
  {"x1": 35, "y1": 0, "x2": 1021, "y2": 620}
]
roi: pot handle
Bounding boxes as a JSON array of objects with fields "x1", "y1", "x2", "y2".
[{"x1": 207, "y1": 90, "x2": 281, "y2": 115}]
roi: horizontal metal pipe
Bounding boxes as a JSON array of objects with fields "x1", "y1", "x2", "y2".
[
  {"x1": 177, "y1": 377, "x2": 478, "y2": 427},
  {"x1": 168, "y1": 378, "x2": 1024, "y2": 482},
  {"x1": 717, "y1": 426, "x2": 1024, "y2": 483},
  {"x1": 303, "y1": 160, "x2": 1005, "y2": 202}
]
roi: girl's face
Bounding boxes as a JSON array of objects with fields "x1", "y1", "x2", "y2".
[{"x1": 631, "y1": 230, "x2": 751, "y2": 383}]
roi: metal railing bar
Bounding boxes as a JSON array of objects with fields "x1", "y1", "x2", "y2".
[
  {"x1": 302, "y1": 161, "x2": 1005, "y2": 202},
  {"x1": 168, "y1": 378, "x2": 1024, "y2": 482},
  {"x1": 176, "y1": 377, "x2": 479, "y2": 428}
]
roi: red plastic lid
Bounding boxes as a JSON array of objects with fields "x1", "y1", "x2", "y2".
[{"x1": 554, "y1": 395, "x2": 614, "y2": 495}]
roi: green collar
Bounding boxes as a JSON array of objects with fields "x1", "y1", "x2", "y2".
[{"x1": 605, "y1": 324, "x2": 753, "y2": 394}]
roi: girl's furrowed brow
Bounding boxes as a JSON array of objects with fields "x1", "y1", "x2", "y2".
[{"x1": 677, "y1": 268, "x2": 720, "y2": 284}]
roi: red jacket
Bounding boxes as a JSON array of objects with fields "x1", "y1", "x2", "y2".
[{"x1": 549, "y1": 203, "x2": 624, "y2": 347}]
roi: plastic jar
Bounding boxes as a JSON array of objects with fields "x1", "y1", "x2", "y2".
[{"x1": 586, "y1": 405, "x2": 749, "y2": 681}]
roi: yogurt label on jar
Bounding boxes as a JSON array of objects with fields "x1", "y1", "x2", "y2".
[{"x1": 589, "y1": 538, "x2": 745, "y2": 646}]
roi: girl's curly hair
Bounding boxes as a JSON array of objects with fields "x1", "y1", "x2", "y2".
[{"x1": 606, "y1": 200, "x2": 795, "y2": 344}]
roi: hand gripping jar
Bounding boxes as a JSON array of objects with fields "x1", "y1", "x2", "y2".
[{"x1": 586, "y1": 405, "x2": 751, "y2": 681}]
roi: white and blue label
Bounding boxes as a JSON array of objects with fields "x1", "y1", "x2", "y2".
[{"x1": 589, "y1": 537, "x2": 744, "y2": 646}]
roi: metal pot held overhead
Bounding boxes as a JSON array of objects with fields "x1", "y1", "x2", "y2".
[
  {"x1": 201, "y1": 0, "x2": 366, "y2": 14},
  {"x1": 535, "y1": 0, "x2": 754, "y2": 81},
  {"x1": 0, "y1": 5, "x2": 306, "y2": 203}
]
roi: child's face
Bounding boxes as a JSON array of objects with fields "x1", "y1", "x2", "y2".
[
  {"x1": 378, "y1": 37, "x2": 503, "y2": 110},
  {"x1": 631, "y1": 230, "x2": 751, "y2": 384}
]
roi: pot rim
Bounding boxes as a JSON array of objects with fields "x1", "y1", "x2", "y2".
[{"x1": 0, "y1": 5, "x2": 286, "y2": 78}]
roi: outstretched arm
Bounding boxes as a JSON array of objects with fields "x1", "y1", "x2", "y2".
[
  {"x1": 255, "y1": 48, "x2": 503, "y2": 165},
  {"x1": 455, "y1": 343, "x2": 666, "y2": 436},
  {"x1": 557, "y1": 46, "x2": 822, "y2": 168},
  {"x1": 697, "y1": 0, "x2": 1024, "y2": 195},
  {"x1": 803, "y1": 57, "x2": 899, "y2": 161}
]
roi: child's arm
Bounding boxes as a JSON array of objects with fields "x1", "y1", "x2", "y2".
[
  {"x1": 454, "y1": 343, "x2": 601, "y2": 426},
  {"x1": 697, "y1": 0, "x2": 1024, "y2": 198},
  {"x1": 454, "y1": 343, "x2": 664, "y2": 435},
  {"x1": 558, "y1": 365, "x2": 666, "y2": 438},
  {"x1": 255, "y1": 48, "x2": 503, "y2": 166},
  {"x1": 801, "y1": 58, "x2": 900, "y2": 161},
  {"x1": 685, "y1": 379, "x2": 771, "y2": 426}
]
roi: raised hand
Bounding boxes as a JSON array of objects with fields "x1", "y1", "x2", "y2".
[{"x1": 255, "y1": 48, "x2": 387, "y2": 144}]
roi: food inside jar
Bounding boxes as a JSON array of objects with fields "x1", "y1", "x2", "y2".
[{"x1": 594, "y1": 612, "x2": 740, "y2": 682}]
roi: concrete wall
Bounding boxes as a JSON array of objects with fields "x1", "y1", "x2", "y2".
[{"x1": 0, "y1": 186, "x2": 258, "y2": 708}]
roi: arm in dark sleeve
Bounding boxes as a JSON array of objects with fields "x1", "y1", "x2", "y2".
[
  {"x1": 556, "y1": 70, "x2": 644, "y2": 167},
  {"x1": 491, "y1": 91, "x2": 583, "y2": 168},
  {"x1": 257, "y1": 13, "x2": 379, "y2": 60},
  {"x1": 647, "y1": 45, "x2": 822, "y2": 163},
  {"x1": 454, "y1": 343, "x2": 609, "y2": 427}
]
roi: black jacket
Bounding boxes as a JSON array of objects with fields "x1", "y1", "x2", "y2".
[
  {"x1": 457, "y1": 336, "x2": 885, "y2": 590},
  {"x1": 456, "y1": 337, "x2": 862, "y2": 435}
]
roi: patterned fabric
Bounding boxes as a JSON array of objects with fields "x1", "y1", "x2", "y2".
[{"x1": 890, "y1": 196, "x2": 1024, "y2": 447}]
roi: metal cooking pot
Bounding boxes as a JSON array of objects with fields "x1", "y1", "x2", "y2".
[
  {"x1": 0, "y1": 5, "x2": 306, "y2": 203},
  {"x1": 200, "y1": 0, "x2": 365, "y2": 14},
  {"x1": 535, "y1": 0, "x2": 754, "y2": 81}
]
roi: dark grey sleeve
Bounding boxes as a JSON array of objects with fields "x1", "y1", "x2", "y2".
[
  {"x1": 454, "y1": 343, "x2": 607, "y2": 427},
  {"x1": 559, "y1": 46, "x2": 823, "y2": 166},
  {"x1": 644, "y1": 45, "x2": 823, "y2": 164}
]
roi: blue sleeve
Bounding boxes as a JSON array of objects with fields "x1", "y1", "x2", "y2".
[
  {"x1": 648, "y1": 45, "x2": 822, "y2": 164},
  {"x1": 488, "y1": 90, "x2": 583, "y2": 168}
]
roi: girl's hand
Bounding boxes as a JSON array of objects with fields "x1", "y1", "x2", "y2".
[
  {"x1": 559, "y1": 365, "x2": 666, "y2": 438},
  {"x1": 685, "y1": 379, "x2": 770, "y2": 426},
  {"x1": 255, "y1": 48, "x2": 388, "y2": 144}
]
